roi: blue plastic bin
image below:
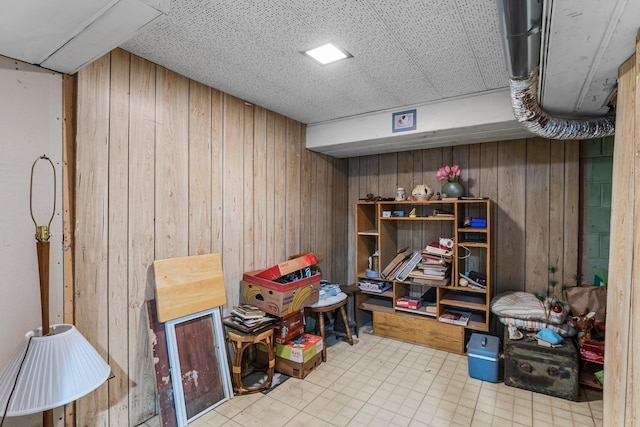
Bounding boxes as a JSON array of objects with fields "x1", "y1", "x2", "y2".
[{"x1": 467, "y1": 333, "x2": 500, "y2": 382}]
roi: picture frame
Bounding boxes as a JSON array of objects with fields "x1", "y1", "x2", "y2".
[
  {"x1": 392, "y1": 109, "x2": 416, "y2": 132},
  {"x1": 165, "y1": 307, "x2": 233, "y2": 426}
]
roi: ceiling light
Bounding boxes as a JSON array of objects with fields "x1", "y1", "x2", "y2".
[{"x1": 304, "y1": 43, "x2": 352, "y2": 65}]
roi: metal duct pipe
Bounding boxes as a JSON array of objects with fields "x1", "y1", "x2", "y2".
[{"x1": 496, "y1": 0, "x2": 615, "y2": 139}]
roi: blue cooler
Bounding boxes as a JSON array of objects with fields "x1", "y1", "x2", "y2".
[{"x1": 467, "y1": 333, "x2": 500, "y2": 382}]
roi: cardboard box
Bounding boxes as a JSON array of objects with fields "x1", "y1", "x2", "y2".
[
  {"x1": 273, "y1": 310, "x2": 305, "y2": 344},
  {"x1": 255, "y1": 253, "x2": 318, "y2": 281},
  {"x1": 256, "y1": 347, "x2": 322, "y2": 379},
  {"x1": 257, "y1": 333, "x2": 323, "y2": 363},
  {"x1": 467, "y1": 333, "x2": 500, "y2": 383},
  {"x1": 240, "y1": 270, "x2": 321, "y2": 317},
  {"x1": 275, "y1": 351, "x2": 322, "y2": 379}
]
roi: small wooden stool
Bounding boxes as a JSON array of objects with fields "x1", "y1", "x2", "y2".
[
  {"x1": 306, "y1": 296, "x2": 354, "y2": 362},
  {"x1": 227, "y1": 328, "x2": 275, "y2": 395}
]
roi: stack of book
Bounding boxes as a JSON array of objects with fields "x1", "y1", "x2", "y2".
[
  {"x1": 229, "y1": 304, "x2": 276, "y2": 332},
  {"x1": 358, "y1": 279, "x2": 392, "y2": 293},
  {"x1": 406, "y1": 243, "x2": 453, "y2": 286},
  {"x1": 438, "y1": 308, "x2": 471, "y2": 326}
]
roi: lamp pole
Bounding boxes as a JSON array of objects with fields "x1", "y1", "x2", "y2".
[{"x1": 30, "y1": 155, "x2": 56, "y2": 427}]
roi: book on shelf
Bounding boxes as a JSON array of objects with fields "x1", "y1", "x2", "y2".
[
  {"x1": 438, "y1": 309, "x2": 471, "y2": 326},
  {"x1": 395, "y1": 251, "x2": 423, "y2": 281},
  {"x1": 408, "y1": 272, "x2": 450, "y2": 287},
  {"x1": 424, "y1": 242, "x2": 453, "y2": 258},
  {"x1": 421, "y1": 254, "x2": 449, "y2": 265},
  {"x1": 419, "y1": 265, "x2": 450, "y2": 276},
  {"x1": 358, "y1": 279, "x2": 392, "y2": 293},
  {"x1": 380, "y1": 247, "x2": 412, "y2": 279},
  {"x1": 433, "y1": 209, "x2": 454, "y2": 217},
  {"x1": 463, "y1": 217, "x2": 487, "y2": 228}
]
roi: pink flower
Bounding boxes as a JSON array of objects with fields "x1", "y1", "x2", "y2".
[{"x1": 436, "y1": 164, "x2": 461, "y2": 182}]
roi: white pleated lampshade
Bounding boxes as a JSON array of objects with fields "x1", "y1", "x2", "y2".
[{"x1": 0, "y1": 324, "x2": 110, "y2": 416}]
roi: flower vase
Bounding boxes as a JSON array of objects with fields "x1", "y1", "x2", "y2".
[{"x1": 441, "y1": 181, "x2": 464, "y2": 198}]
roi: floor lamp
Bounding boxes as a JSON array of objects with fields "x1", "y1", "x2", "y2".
[{"x1": 0, "y1": 156, "x2": 110, "y2": 427}]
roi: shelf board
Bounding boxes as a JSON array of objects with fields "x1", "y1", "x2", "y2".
[
  {"x1": 380, "y1": 216, "x2": 455, "y2": 221},
  {"x1": 358, "y1": 229, "x2": 379, "y2": 236},
  {"x1": 359, "y1": 299, "x2": 394, "y2": 313},
  {"x1": 395, "y1": 306, "x2": 437, "y2": 317},
  {"x1": 439, "y1": 292, "x2": 487, "y2": 310},
  {"x1": 467, "y1": 319, "x2": 488, "y2": 331},
  {"x1": 458, "y1": 227, "x2": 487, "y2": 233},
  {"x1": 457, "y1": 241, "x2": 488, "y2": 248},
  {"x1": 359, "y1": 290, "x2": 394, "y2": 298}
]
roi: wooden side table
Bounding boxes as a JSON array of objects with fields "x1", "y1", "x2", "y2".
[{"x1": 226, "y1": 326, "x2": 275, "y2": 395}]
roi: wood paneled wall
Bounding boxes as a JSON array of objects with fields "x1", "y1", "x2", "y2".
[
  {"x1": 603, "y1": 35, "x2": 639, "y2": 426},
  {"x1": 347, "y1": 139, "x2": 580, "y2": 296},
  {"x1": 74, "y1": 49, "x2": 348, "y2": 426}
]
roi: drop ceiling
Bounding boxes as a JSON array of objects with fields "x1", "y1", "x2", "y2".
[{"x1": 1, "y1": 0, "x2": 639, "y2": 157}]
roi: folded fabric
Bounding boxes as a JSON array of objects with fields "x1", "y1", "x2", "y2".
[
  {"x1": 497, "y1": 316, "x2": 576, "y2": 337},
  {"x1": 536, "y1": 328, "x2": 564, "y2": 344},
  {"x1": 491, "y1": 291, "x2": 569, "y2": 325}
]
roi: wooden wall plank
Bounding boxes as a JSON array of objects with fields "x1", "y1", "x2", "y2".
[
  {"x1": 548, "y1": 141, "x2": 565, "y2": 281},
  {"x1": 286, "y1": 118, "x2": 301, "y2": 256},
  {"x1": 127, "y1": 53, "x2": 157, "y2": 424},
  {"x1": 367, "y1": 155, "x2": 380, "y2": 197},
  {"x1": 222, "y1": 94, "x2": 244, "y2": 307},
  {"x1": 62, "y1": 72, "x2": 77, "y2": 427},
  {"x1": 155, "y1": 67, "x2": 189, "y2": 259},
  {"x1": 332, "y1": 157, "x2": 349, "y2": 285},
  {"x1": 75, "y1": 53, "x2": 111, "y2": 427},
  {"x1": 315, "y1": 155, "x2": 329, "y2": 273},
  {"x1": 563, "y1": 141, "x2": 580, "y2": 286},
  {"x1": 253, "y1": 106, "x2": 268, "y2": 269},
  {"x1": 300, "y1": 124, "x2": 312, "y2": 253},
  {"x1": 265, "y1": 111, "x2": 277, "y2": 266},
  {"x1": 603, "y1": 52, "x2": 636, "y2": 427},
  {"x1": 107, "y1": 48, "x2": 131, "y2": 427},
  {"x1": 347, "y1": 157, "x2": 360, "y2": 284},
  {"x1": 243, "y1": 103, "x2": 254, "y2": 271},
  {"x1": 379, "y1": 153, "x2": 397, "y2": 200},
  {"x1": 273, "y1": 113, "x2": 287, "y2": 263},
  {"x1": 188, "y1": 80, "x2": 212, "y2": 256},
  {"x1": 210, "y1": 89, "x2": 224, "y2": 254},
  {"x1": 525, "y1": 138, "x2": 551, "y2": 295},
  {"x1": 495, "y1": 139, "x2": 526, "y2": 294}
]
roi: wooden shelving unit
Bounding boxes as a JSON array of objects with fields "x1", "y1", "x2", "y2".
[{"x1": 354, "y1": 199, "x2": 492, "y2": 354}]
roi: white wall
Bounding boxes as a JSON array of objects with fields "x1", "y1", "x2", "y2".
[{"x1": 0, "y1": 56, "x2": 63, "y2": 425}]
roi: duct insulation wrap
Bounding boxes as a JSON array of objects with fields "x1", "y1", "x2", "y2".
[{"x1": 510, "y1": 68, "x2": 615, "y2": 139}]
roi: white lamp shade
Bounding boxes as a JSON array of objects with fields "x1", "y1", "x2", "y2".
[{"x1": 0, "y1": 324, "x2": 110, "y2": 416}]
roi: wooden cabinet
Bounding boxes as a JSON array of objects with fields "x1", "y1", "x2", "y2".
[{"x1": 354, "y1": 199, "x2": 492, "y2": 353}]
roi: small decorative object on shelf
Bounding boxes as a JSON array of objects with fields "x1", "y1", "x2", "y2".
[
  {"x1": 411, "y1": 184, "x2": 434, "y2": 201},
  {"x1": 395, "y1": 187, "x2": 406, "y2": 201},
  {"x1": 437, "y1": 164, "x2": 464, "y2": 198}
]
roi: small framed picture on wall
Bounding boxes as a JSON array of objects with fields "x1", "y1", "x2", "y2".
[{"x1": 392, "y1": 109, "x2": 417, "y2": 132}]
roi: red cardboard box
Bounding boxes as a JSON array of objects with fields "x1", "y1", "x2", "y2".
[
  {"x1": 396, "y1": 296, "x2": 423, "y2": 310},
  {"x1": 240, "y1": 270, "x2": 321, "y2": 317},
  {"x1": 254, "y1": 253, "x2": 317, "y2": 281},
  {"x1": 274, "y1": 310, "x2": 305, "y2": 344}
]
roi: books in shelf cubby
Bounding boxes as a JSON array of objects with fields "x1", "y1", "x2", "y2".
[{"x1": 438, "y1": 308, "x2": 471, "y2": 326}]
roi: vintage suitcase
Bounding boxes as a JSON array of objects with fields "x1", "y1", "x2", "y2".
[{"x1": 503, "y1": 326, "x2": 579, "y2": 400}]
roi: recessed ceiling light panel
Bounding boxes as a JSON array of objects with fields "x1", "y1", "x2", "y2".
[{"x1": 303, "y1": 43, "x2": 352, "y2": 65}]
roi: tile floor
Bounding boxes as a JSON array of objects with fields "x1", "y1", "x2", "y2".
[{"x1": 140, "y1": 332, "x2": 603, "y2": 427}]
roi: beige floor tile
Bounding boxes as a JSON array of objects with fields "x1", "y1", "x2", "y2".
[{"x1": 143, "y1": 333, "x2": 603, "y2": 427}]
